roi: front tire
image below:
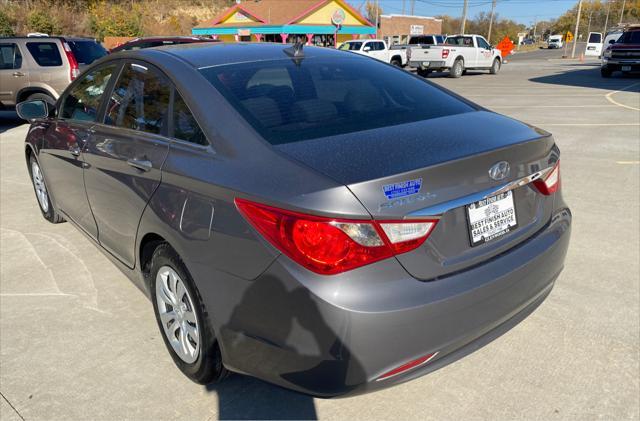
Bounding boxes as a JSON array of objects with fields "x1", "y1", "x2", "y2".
[
  {"x1": 450, "y1": 59, "x2": 464, "y2": 78},
  {"x1": 150, "y1": 244, "x2": 228, "y2": 384},
  {"x1": 28, "y1": 155, "x2": 65, "y2": 223},
  {"x1": 391, "y1": 58, "x2": 402, "y2": 67},
  {"x1": 490, "y1": 58, "x2": 501, "y2": 74}
]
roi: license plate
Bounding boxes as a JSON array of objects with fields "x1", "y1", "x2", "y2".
[
  {"x1": 622, "y1": 65, "x2": 631, "y2": 71},
  {"x1": 467, "y1": 191, "x2": 517, "y2": 246}
]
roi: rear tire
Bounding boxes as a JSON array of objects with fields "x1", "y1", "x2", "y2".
[
  {"x1": 26, "y1": 92, "x2": 56, "y2": 107},
  {"x1": 601, "y1": 67, "x2": 612, "y2": 78},
  {"x1": 391, "y1": 58, "x2": 402, "y2": 67},
  {"x1": 450, "y1": 59, "x2": 464, "y2": 78},
  {"x1": 28, "y1": 155, "x2": 65, "y2": 224},
  {"x1": 150, "y1": 243, "x2": 229, "y2": 385},
  {"x1": 490, "y1": 58, "x2": 501, "y2": 74},
  {"x1": 417, "y1": 68, "x2": 432, "y2": 77}
]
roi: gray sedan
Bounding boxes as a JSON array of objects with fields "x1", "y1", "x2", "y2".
[{"x1": 18, "y1": 42, "x2": 571, "y2": 397}]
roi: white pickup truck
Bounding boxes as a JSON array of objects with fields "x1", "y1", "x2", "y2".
[
  {"x1": 407, "y1": 34, "x2": 502, "y2": 78},
  {"x1": 338, "y1": 39, "x2": 407, "y2": 67}
]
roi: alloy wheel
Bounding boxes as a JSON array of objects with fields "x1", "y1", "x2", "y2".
[
  {"x1": 31, "y1": 161, "x2": 49, "y2": 213},
  {"x1": 155, "y1": 266, "x2": 200, "y2": 363}
]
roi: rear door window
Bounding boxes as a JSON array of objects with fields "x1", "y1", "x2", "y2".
[
  {"x1": 105, "y1": 62, "x2": 171, "y2": 135},
  {"x1": 67, "y1": 40, "x2": 108, "y2": 65},
  {"x1": 61, "y1": 64, "x2": 117, "y2": 122},
  {"x1": 446, "y1": 36, "x2": 474, "y2": 46},
  {"x1": 0, "y1": 43, "x2": 22, "y2": 69},
  {"x1": 200, "y1": 56, "x2": 473, "y2": 145},
  {"x1": 26, "y1": 42, "x2": 63, "y2": 66}
]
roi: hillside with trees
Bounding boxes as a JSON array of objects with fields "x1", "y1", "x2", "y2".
[
  {"x1": 0, "y1": 0, "x2": 233, "y2": 39},
  {"x1": 549, "y1": 0, "x2": 639, "y2": 36}
]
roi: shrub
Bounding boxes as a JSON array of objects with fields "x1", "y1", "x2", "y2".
[
  {"x1": 89, "y1": 1, "x2": 143, "y2": 41},
  {"x1": 27, "y1": 10, "x2": 61, "y2": 35},
  {"x1": 0, "y1": 10, "x2": 15, "y2": 36}
]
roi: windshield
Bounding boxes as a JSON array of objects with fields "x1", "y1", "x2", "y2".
[
  {"x1": 199, "y1": 56, "x2": 473, "y2": 145},
  {"x1": 339, "y1": 42, "x2": 362, "y2": 51},
  {"x1": 617, "y1": 30, "x2": 640, "y2": 44},
  {"x1": 67, "y1": 40, "x2": 108, "y2": 65}
]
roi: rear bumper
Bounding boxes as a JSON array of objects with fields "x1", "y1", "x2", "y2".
[
  {"x1": 216, "y1": 207, "x2": 571, "y2": 397},
  {"x1": 409, "y1": 60, "x2": 447, "y2": 69}
]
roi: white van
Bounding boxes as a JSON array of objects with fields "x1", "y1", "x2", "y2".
[
  {"x1": 548, "y1": 35, "x2": 563, "y2": 49},
  {"x1": 585, "y1": 32, "x2": 603, "y2": 56}
]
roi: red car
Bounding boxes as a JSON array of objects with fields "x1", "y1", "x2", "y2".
[
  {"x1": 109, "y1": 36, "x2": 219, "y2": 53},
  {"x1": 601, "y1": 25, "x2": 640, "y2": 77}
]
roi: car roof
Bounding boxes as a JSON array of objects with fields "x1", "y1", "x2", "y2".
[
  {"x1": 0, "y1": 36, "x2": 97, "y2": 41},
  {"x1": 137, "y1": 42, "x2": 353, "y2": 69},
  {"x1": 124, "y1": 36, "x2": 207, "y2": 42}
]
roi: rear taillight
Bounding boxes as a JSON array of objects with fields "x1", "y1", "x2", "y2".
[
  {"x1": 533, "y1": 161, "x2": 560, "y2": 195},
  {"x1": 441, "y1": 48, "x2": 450, "y2": 59},
  {"x1": 235, "y1": 198, "x2": 438, "y2": 275},
  {"x1": 62, "y1": 42, "x2": 80, "y2": 80}
]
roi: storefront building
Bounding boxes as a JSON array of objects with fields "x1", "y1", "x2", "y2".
[
  {"x1": 192, "y1": 0, "x2": 375, "y2": 47},
  {"x1": 379, "y1": 14, "x2": 442, "y2": 45}
]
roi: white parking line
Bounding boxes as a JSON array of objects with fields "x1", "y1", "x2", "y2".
[
  {"x1": 490, "y1": 105, "x2": 618, "y2": 108},
  {"x1": 617, "y1": 161, "x2": 640, "y2": 165},
  {"x1": 536, "y1": 123, "x2": 640, "y2": 126},
  {"x1": 605, "y1": 82, "x2": 640, "y2": 111}
]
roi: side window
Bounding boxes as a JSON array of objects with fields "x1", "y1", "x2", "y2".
[
  {"x1": 26, "y1": 42, "x2": 63, "y2": 67},
  {"x1": 463, "y1": 37, "x2": 474, "y2": 46},
  {"x1": 173, "y1": 93, "x2": 208, "y2": 145},
  {"x1": 105, "y1": 63, "x2": 171, "y2": 135},
  {"x1": 61, "y1": 64, "x2": 117, "y2": 122},
  {"x1": 477, "y1": 37, "x2": 491, "y2": 49},
  {"x1": 0, "y1": 43, "x2": 22, "y2": 69}
]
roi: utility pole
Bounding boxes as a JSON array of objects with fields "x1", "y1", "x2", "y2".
[
  {"x1": 411, "y1": 0, "x2": 416, "y2": 15},
  {"x1": 402, "y1": 0, "x2": 406, "y2": 15},
  {"x1": 571, "y1": 0, "x2": 583, "y2": 58},
  {"x1": 619, "y1": 0, "x2": 626, "y2": 24},
  {"x1": 375, "y1": 0, "x2": 379, "y2": 38},
  {"x1": 603, "y1": 0, "x2": 611, "y2": 35},
  {"x1": 586, "y1": 10, "x2": 593, "y2": 36},
  {"x1": 533, "y1": 16, "x2": 538, "y2": 39},
  {"x1": 461, "y1": 0, "x2": 468, "y2": 34},
  {"x1": 487, "y1": 0, "x2": 497, "y2": 42}
]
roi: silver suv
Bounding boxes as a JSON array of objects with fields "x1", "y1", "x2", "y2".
[{"x1": 0, "y1": 36, "x2": 107, "y2": 109}]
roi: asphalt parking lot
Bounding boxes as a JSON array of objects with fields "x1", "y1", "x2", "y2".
[{"x1": 1, "y1": 53, "x2": 639, "y2": 421}]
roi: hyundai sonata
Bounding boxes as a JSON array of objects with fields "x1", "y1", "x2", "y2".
[{"x1": 18, "y1": 42, "x2": 571, "y2": 397}]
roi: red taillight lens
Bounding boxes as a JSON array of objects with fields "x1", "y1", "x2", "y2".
[
  {"x1": 376, "y1": 352, "x2": 438, "y2": 381},
  {"x1": 62, "y1": 42, "x2": 80, "y2": 81},
  {"x1": 533, "y1": 161, "x2": 560, "y2": 195},
  {"x1": 441, "y1": 48, "x2": 450, "y2": 59},
  {"x1": 235, "y1": 198, "x2": 438, "y2": 275}
]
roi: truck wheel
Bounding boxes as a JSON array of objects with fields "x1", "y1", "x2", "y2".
[
  {"x1": 490, "y1": 58, "x2": 501, "y2": 74},
  {"x1": 449, "y1": 59, "x2": 464, "y2": 78},
  {"x1": 417, "y1": 68, "x2": 432, "y2": 77},
  {"x1": 601, "y1": 67, "x2": 612, "y2": 78},
  {"x1": 391, "y1": 58, "x2": 402, "y2": 67}
]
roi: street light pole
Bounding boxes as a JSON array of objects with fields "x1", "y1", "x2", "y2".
[
  {"x1": 619, "y1": 0, "x2": 626, "y2": 24},
  {"x1": 570, "y1": 0, "x2": 583, "y2": 58},
  {"x1": 603, "y1": 0, "x2": 611, "y2": 35},
  {"x1": 461, "y1": 0, "x2": 468, "y2": 34},
  {"x1": 487, "y1": 0, "x2": 497, "y2": 42}
]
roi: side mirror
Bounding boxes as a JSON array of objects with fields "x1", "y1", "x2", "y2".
[
  {"x1": 363, "y1": 46, "x2": 371, "y2": 52},
  {"x1": 608, "y1": 39, "x2": 616, "y2": 44},
  {"x1": 16, "y1": 100, "x2": 51, "y2": 121}
]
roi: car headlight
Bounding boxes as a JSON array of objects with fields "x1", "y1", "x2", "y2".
[{"x1": 603, "y1": 48, "x2": 612, "y2": 58}]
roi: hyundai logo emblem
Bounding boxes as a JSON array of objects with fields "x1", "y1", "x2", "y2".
[{"x1": 489, "y1": 161, "x2": 511, "y2": 181}]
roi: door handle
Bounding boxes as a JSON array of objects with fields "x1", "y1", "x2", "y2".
[
  {"x1": 127, "y1": 158, "x2": 153, "y2": 172},
  {"x1": 12, "y1": 71, "x2": 25, "y2": 77}
]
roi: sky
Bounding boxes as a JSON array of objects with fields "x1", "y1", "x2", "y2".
[{"x1": 376, "y1": 0, "x2": 578, "y2": 25}]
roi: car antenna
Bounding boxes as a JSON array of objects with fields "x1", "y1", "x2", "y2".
[{"x1": 284, "y1": 40, "x2": 305, "y2": 65}]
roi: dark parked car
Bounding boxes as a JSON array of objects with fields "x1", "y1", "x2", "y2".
[
  {"x1": 109, "y1": 36, "x2": 219, "y2": 53},
  {"x1": 18, "y1": 43, "x2": 571, "y2": 397}
]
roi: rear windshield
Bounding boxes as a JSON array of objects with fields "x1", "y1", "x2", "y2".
[
  {"x1": 588, "y1": 33, "x2": 602, "y2": 43},
  {"x1": 409, "y1": 36, "x2": 434, "y2": 45},
  {"x1": 26, "y1": 42, "x2": 62, "y2": 66},
  {"x1": 199, "y1": 56, "x2": 473, "y2": 145},
  {"x1": 67, "y1": 40, "x2": 107, "y2": 65},
  {"x1": 618, "y1": 30, "x2": 640, "y2": 44}
]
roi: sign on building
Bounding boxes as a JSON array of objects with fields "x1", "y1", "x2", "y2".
[{"x1": 410, "y1": 25, "x2": 424, "y2": 35}]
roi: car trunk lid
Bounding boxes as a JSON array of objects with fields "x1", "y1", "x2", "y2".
[{"x1": 275, "y1": 110, "x2": 558, "y2": 280}]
